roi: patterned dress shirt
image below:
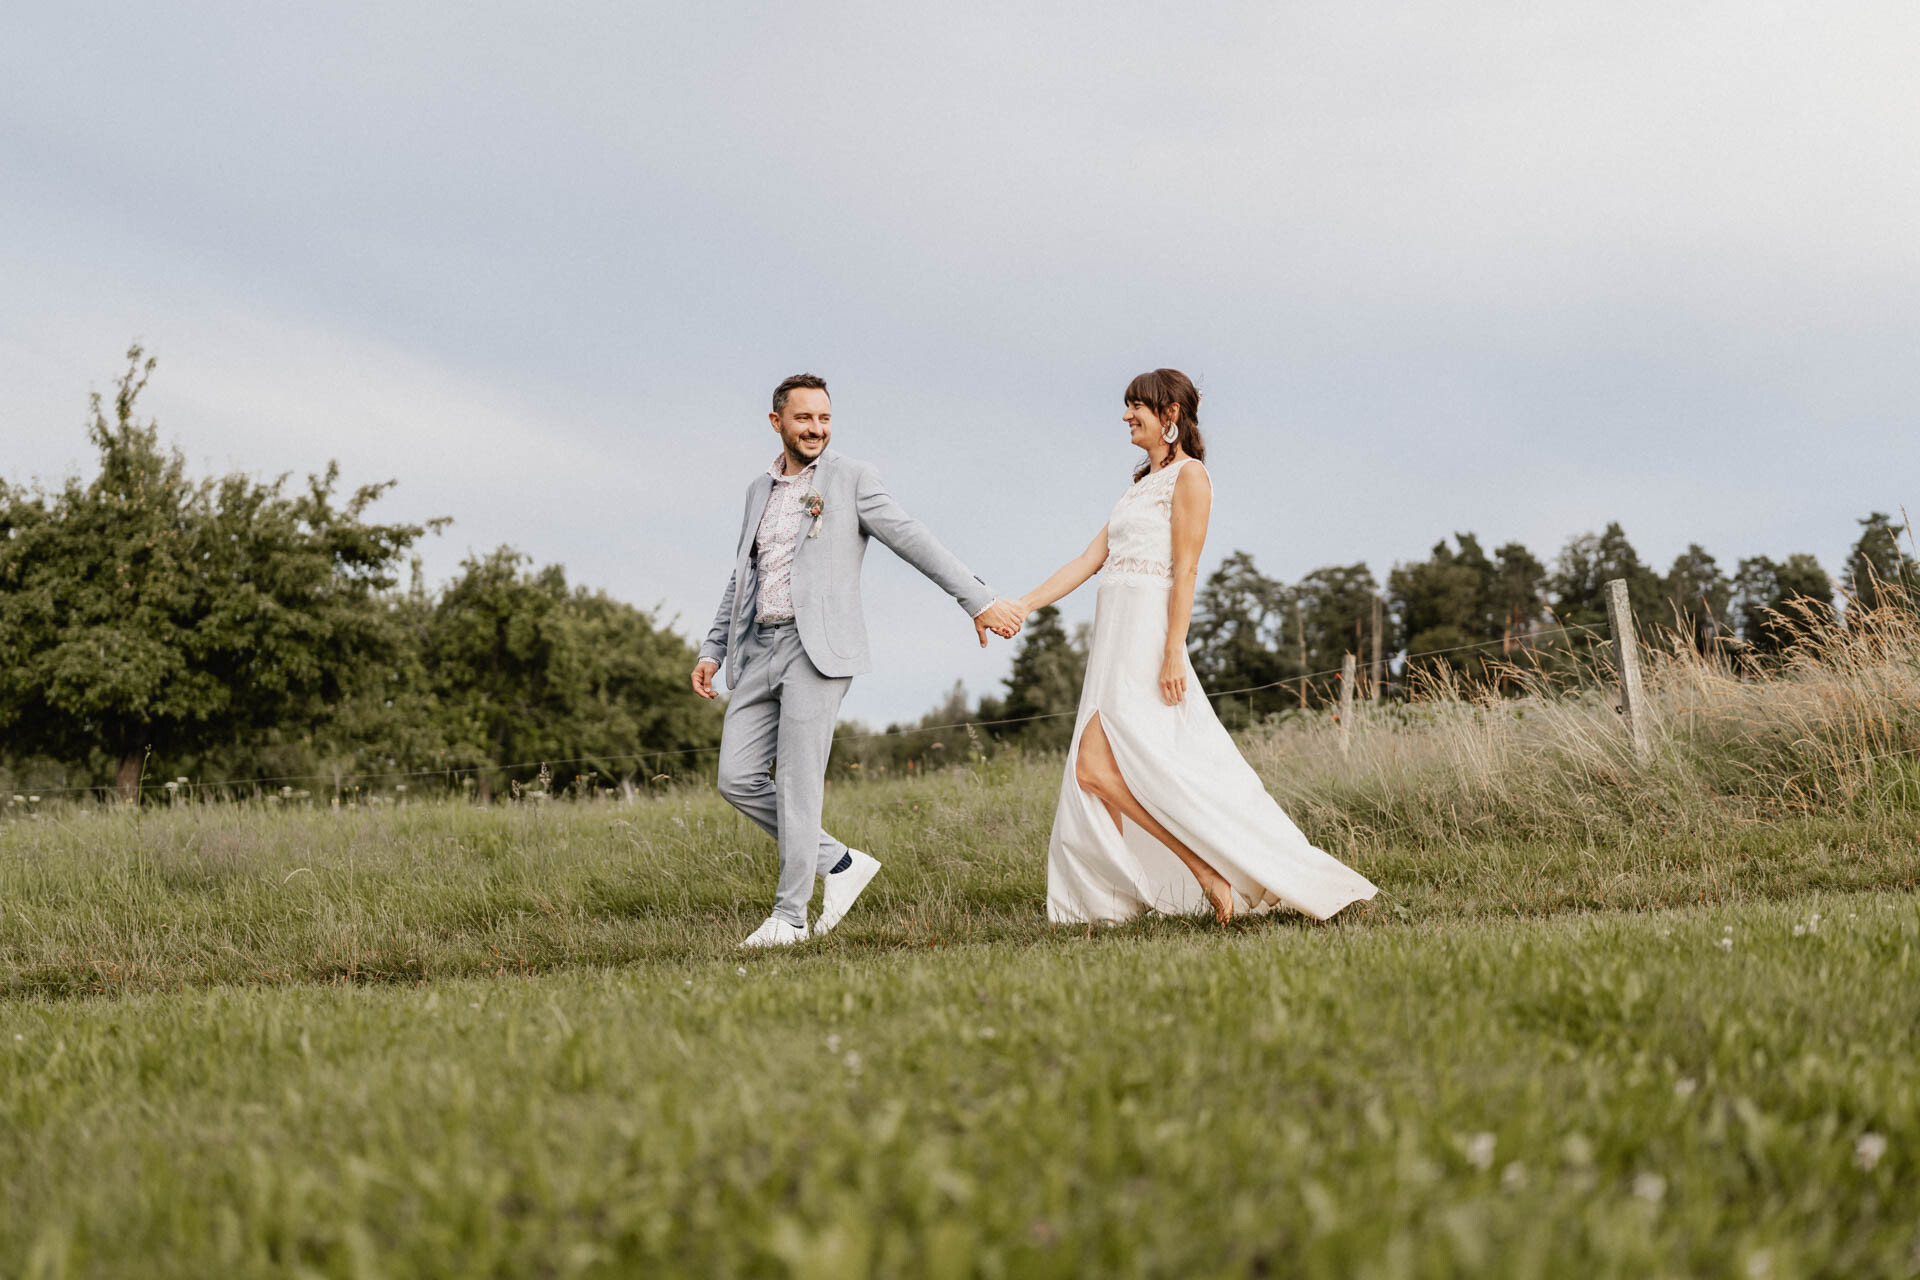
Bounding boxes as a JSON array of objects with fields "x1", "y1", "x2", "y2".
[{"x1": 753, "y1": 454, "x2": 820, "y2": 623}]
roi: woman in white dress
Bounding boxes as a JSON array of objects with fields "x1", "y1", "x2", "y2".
[{"x1": 1003, "y1": 369, "x2": 1378, "y2": 926}]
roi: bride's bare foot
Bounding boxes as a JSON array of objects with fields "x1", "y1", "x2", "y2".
[{"x1": 1204, "y1": 876, "x2": 1235, "y2": 925}]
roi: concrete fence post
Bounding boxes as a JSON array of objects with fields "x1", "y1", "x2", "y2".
[
  {"x1": 1339, "y1": 652, "x2": 1357, "y2": 756},
  {"x1": 1605, "y1": 578, "x2": 1651, "y2": 759}
]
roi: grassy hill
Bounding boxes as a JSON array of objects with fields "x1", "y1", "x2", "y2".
[{"x1": 4, "y1": 613, "x2": 1918, "y2": 1276}]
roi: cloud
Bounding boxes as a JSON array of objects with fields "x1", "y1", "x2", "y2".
[{"x1": 3, "y1": 1, "x2": 1916, "y2": 724}]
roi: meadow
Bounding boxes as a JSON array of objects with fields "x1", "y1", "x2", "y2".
[{"x1": 4, "y1": 615, "x2": 1920, "y2": 1277}]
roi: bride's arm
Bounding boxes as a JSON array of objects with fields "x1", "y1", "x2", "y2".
[
  {"x1": 1008, "y1": 526, "x2": 1110, "y2": 624},
  {"x1": 1161, "y1": 464, "x2": 1213, "y2": 704}
]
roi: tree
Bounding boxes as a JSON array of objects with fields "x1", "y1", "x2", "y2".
[
  {"x1": 994, "y1": 605, "x2": 1086, "y2": 749},
  {"x1": 1296, "y1": 563, "x2": 1382, "y2": 706},
  {"x1": 1389, "y1": 536, "x2": 1549, "y2": 691},
  {"x1": 838, "y1": 680, "x2": 981, "y2": 776},
  {"x1": 418, "y1": 548, "x2": 721, "y2": 797},
  {"x1": 1548, "y1": 524, "x2": 1663, "y2": 653},
  {"x1": 1843, "y1": 512, "x2": 1918, "y2": 617},
  {"x1": 1489, "y1": 541, "x2": 1550, "y2": 658},
  {"x1": 0, "y1": 347, "x2": 428, "y2": 796},
  {"x1": 1189, "y1": 551, "x2": 1296, "y2": 727},
  {"x1": 1661, "y1": 545, "x2": 1733, "y2": 654},
  {"x1": 1733, "y1": 554, "x2": 1835, "y2": 657},
  {"x1": 1389, "y1": 534, "x2": 1498, "y2": 682}
]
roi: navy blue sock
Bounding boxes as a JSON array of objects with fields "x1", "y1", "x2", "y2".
[{"x1": 829, "y1": 851, "x2": 852, "y2": 874}]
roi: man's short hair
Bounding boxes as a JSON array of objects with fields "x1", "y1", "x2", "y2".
[{"x1": 772, "y1": 373, "x2": 829, "y2": 415}]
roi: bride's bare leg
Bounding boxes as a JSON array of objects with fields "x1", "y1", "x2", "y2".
[{"x1": 1074, "y1": 713, "x2": 1234, "y2": 923}]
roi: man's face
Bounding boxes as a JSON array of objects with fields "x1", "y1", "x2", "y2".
[{"x1": 770, "y1": 387, "x2": 832, "y2": 469}]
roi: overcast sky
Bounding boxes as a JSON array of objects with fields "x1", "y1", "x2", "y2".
[{"x1": 4, "y1": 3, "x2": 1916, "y2": 725}]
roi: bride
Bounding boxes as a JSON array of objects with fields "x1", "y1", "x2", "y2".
[{"x1": 1004, "y1": 369, "x2": 1378, "y2": 926}]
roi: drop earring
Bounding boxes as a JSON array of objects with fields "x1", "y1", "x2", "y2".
[{"x1": 1162, "y1": 421, "x2": 1179, "y2": 444}]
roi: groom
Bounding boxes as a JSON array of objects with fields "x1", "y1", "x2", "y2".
[{"x1": 691, "y1": 373, "x2": 1023, "y2": 949}]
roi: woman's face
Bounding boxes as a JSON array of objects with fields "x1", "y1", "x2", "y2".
[{"x1": 1124, "y1": 398, "x2": 1169, "y2": 451}]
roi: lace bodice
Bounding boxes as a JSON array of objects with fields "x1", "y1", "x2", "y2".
[{"x1": 1101, "y1": 457, "x2": 1199, "y2": 586}]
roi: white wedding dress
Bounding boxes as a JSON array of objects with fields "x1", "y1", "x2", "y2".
[{"x1": 1046, "y1": 458, "x2": 1380, "y2": 924}]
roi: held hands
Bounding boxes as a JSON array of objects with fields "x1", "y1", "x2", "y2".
[
  {"x1": 973, "y1": 598, "x2": 1029, "y2": 647},
  {"x1": 1160, "y1": 650, "x2": 1188, "y2": 706},
  {"x1": 690, "y1": 659, "x2": 720, "y2": 699}
]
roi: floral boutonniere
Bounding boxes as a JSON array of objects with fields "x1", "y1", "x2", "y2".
[{"x1": 802, "y1": 490, "x2": 825, "y2": 538}]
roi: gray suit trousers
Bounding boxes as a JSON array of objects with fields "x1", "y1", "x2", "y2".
[{"x1": 716, "y1": 622, "x2": 852, "y2": 927}]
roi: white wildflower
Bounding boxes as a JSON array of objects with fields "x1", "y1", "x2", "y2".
[
  {"x1": 1500, "y1": 1161, "x2": 1527, "y2": 1192},
  {"x1": 1808, "y1": 913, "x2": 1820, "y2": 934},
  {"x1": 736, "y1": 966, "x2": 747, "y2": 977},
  {"x1": 1746, "y1": 1248, "x2": 1773, "y2": 1279},
  {"x1": 1465, "y1": 1132, "x2": 1496, "y2": 1171},
  {"x1": 843, "y1": 1050, "x2": 863, "y2": 1073},
  {"x1": 1855, "y1": 1133, "x2": 1887, "y2": 1172},
  {"x1": 978, "y1": 1026, "x2": 997, "y2": 1040},
  {"x1": 826, "y1": 1033, "x2": 841, "y2": 1053},
  {"x1": 1792, "y1": 925, "x2": 1806, "y2": 937},
  {"x1": 1674, "y1": 1077, "x2": 1698, "y2": 1098},
  {"x1": 1633, "y1": 1172, "x2": 1667, "y2": 1204},
  {"x1": 1717, "y1": 937, "x2": 1734, "y2": 952}
]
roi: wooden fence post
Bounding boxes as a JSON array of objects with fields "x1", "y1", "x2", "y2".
[
  {"x1": 1339, "y1": 652, "x2": 1356, "y2": 755},
  {"x1": 1296, "y1": 607, "x2": 1308, "y2": 709},
  {"x1": 1605, "y1": 578, "x2": 1651, "y2": 758},
  {"x1": 1370, "y1": 595, "x2": 1385, "y2": 702}
]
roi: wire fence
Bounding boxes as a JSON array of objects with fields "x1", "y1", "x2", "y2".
[{"x1": 0, "y1": 620, "x2": 1642, "y2": 802}]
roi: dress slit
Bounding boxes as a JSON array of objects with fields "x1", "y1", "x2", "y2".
[{"x1": 1075, "y1": 711, "x2": 1128, "y2": 835}]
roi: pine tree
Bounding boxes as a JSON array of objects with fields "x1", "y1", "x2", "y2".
[
  {"x1": 1549, "y1": 524, "x2": 1663, "y2": 651},
  {"x1": 1296, "y1": 564, "x2": 1381, "y2": 705},
  {"x1": 1844, "y1": 512, "x2": 1918, "y2": 616},
  {"x1": 996, "y1": 605, "x2": 1086, "y2": 748},
  {"x1": 1189, "y1": 551, "x2": 1295, "y2": 726},
  {"x1": 1733, "y1": 554, "x2": 1835, "y2": 657},
  {"x1": 1661, "y1": 545, "x2": 1733, "y2": 654},
  {"x1": 1389, "y1": 534, "x2": 1496, "y2": 681}
]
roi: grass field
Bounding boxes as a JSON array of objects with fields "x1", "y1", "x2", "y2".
[
  {"x1": 4, "y1": 774, "x2": 1920, "y2": 1278},
  {"x1": 5, "y1": 619, "x2": 1920, "y2": 1276}
]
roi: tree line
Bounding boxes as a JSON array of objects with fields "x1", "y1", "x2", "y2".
[
  {"x1": 4, "y1": 350, "x2": 1912, "y2": 799},
  {"x1": 0, "y1": 349, "x2": 720, "y2": 801},
  {"x1": 834, "y1": 511, "x2": 1913, "y2": 773}
]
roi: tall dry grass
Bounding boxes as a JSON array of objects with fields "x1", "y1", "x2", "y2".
[{"x1": 1246, "y1": 600, "x2": 1920, "y2": 852}]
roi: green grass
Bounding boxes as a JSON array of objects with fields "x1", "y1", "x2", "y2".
[
  {"x1": 4, "y1": 884, "x2": 1916, "y2": 1277},
  {"x1": 7, "y1": 615, "x2": 1920, "y2": 1276},
  {"x1": 3, "y1": 760, "x2": 1920, "y2": 1276},
  {"x1": 5, "y1": 764, "x2": 1919, "y2": 999}
]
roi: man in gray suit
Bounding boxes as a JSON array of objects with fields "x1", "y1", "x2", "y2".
[{"x1": 692, "y1": 373, "x2": 1023, "y2": 949}]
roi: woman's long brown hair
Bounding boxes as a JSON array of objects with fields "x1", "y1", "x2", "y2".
[{"x1": 1126, "y1": 368, "x2": 1206, "y2": 482}]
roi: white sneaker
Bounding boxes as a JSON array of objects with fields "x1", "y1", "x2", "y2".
[
  {"x1": 739, "y1": 915, "x2": 808, "y2": 949},
  {"x1": 816, "y1": 849, "x2": 882, "y2": 935}
]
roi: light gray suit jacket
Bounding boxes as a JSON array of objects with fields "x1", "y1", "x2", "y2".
[{"x1": 699, "y1": 449, "x2": 996, "y2": 687}]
